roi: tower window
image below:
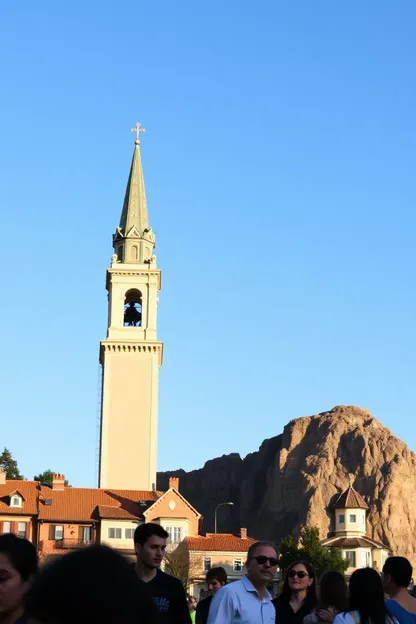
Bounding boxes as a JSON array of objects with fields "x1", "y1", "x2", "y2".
[
  {"x1": 130, "y1": 245, "x2": 139, "y2": 261},
  {"x1": 124, "y1": 289, "x2": 142, "y2": 327}
]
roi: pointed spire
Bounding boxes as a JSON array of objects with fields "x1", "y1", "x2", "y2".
[
  {"x1": 113, "y1": 123, "x2": 156, "y2": 265},
  {"x1": 119, "y1": 123, "x2": 149, "y2": 235}
]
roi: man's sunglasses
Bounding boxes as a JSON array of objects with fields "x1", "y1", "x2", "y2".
[
  {"x1": 253, "y1": 555, "x2": 279, "y2": 566},
  {"x1": 289, "y1": 570, "x2": 309, "y2": 579}
]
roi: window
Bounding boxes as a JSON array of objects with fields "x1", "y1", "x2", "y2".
[
  {"x1": 54, "y1": 525, "x2": 64, "y2": 540},
  {"x1": 203, "y1": 557, "x2": 212, "y2": 572},
  {"x1": 10, "y1": 495, "x2": 22, "y2": 508},
  {"x1": 338, "y1": 514, "x2": 345, "y2": 524},
  {"x1": 2, "y1": 522, "x2": 11, "y2": 534},
  {"x1": 349, "y1": 514, "x2": 357, "y2": 523},
  {"x1": 361, "y1": 514, "x2": 365, "y2": 524},
  {"x1": 233, "y1": 558, "x2": 243, "y2": 572},
  {"x1": 17, "y1": 522, "x2": 27, "y2": 538},
  {"x1": 79, "y1": 526, "x2": 92, "y2": 544},
  {"x1": 166, "y1": 526, "x2": 182, "y2": 544},
  {"x1": 125, "y1": 528, "x2": 134, "y2": 539},
  {"x1": 361, "y1": 551, "x2": 371, "y2": 567},
  {"x1": 124, "y1": 289, "x2": 142, "y2": 327},
  {"x1": 345, "y1": 551, "x2": 356, "y2": 567},
  {"x1": 108, "y1": 528, "x2": 122, "y2": 539}
]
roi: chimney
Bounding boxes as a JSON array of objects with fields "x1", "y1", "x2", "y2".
[
  {"x1": 0, "y1": 469, "x2": 6, "y2": 485},
  {"x1": 52, "y1": 473, "x2": 65, "y2": 491},
  {"x1": 240, "y1": 527, "x2": 248, "y2": 540},
  {"x1": 168, "y1": 476, "x2": 179, "y2": 491}
]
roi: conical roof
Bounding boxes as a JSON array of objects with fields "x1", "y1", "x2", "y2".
[
  {"x1": 118, "y1": 138, "x2": 149, "y2": 237},
  {"x1": 332, "y1": 485, "x2": 369, "y2": 510}
]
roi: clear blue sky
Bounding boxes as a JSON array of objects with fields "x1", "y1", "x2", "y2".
[{"x1": 1, "y1": 2, "x2": 415, "y2": 487}]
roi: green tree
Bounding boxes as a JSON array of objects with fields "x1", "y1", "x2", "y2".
[
  {"x1": 0, "y1": 448, "x2": 23, "y2": 480},
  {"x1": 33, "y1": 469, "x2": 70, "y2": 487},
  {"x1": 279, "y1": 526, "x2": 348, "y2": 579}
]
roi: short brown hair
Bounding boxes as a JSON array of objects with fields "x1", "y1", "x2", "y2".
[
  {"x1": 134, "y1": 522, "x2": 169, "y2": 545},
  {"x1": 206, "y1": 566, "x2": 227, "y2": 584}
]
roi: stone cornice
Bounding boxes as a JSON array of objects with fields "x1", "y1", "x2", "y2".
[
  {"x1": 106, "y1": 268, "x2": 161, "y2": 290},
  {"x1": 108, "y1": 268, "x2": 161, "y2": 277},
  {"x1": 100, "y1": 341, "x2": 163, "y2": 365}
]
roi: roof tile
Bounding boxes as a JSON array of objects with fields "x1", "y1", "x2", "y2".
[
  {"x1": 332, "y1": 486, "x2": 369, "y2": 510},
  {"x1": 186, "y1": 533, "x2": 256, "y2": 552},
  {"x1": 0, "y1": 481, "x2": 163, "y2": 523}
]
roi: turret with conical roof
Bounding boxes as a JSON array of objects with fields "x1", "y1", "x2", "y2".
[
  {"x1": 332, "y1": 475, "x2": 368, "y2": 537},
  {"x1": 113, "y1": 123, "x2": 156, "y2": 265}
]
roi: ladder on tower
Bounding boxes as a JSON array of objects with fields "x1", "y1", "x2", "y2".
[{"x1": 95, "y1": 364, "x2": 103, "y2": 487}]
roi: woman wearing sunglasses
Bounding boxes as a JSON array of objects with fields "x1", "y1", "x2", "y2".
[{"x1": 273, "y1": 561, "x2": 317, "y2": 623}]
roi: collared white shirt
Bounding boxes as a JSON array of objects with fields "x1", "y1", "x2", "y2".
[{"x1": 207, "y1": 575, "x2": 275, "y2": 624}]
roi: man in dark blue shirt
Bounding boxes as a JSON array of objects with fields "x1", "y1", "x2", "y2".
[{"x1": 134, "y1": 523, "x2": 191, "y2": 624}]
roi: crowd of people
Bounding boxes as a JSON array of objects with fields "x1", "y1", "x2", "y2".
[{"x1": 0, "y1": 524, "x2": 415, "y2": 624}]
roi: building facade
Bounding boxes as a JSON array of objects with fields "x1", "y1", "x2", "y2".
[
  {"x1": 322, "y1": 480, "x2": 390, "y2": 575},
  {"x1": 0, "y1": 469, "x2": 254, "y2": 586},
  {"x1": 99, "y1": 124, "x2": 162, "y2": 491},
  {"x1": 186, "y1": 530, "x2": 256, "y2": 597}
]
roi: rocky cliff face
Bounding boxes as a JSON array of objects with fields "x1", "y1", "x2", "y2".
[{"x1": 158, "y1": 406, "x2": 416, "y2": 568}]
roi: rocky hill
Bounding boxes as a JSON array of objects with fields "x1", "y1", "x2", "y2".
[{"x1": 158, "y1": 406, "x2": 416, "y2": 568}]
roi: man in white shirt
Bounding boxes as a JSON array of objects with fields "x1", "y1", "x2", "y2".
[{"x1": 207, "y1": 541, "x2": 277, "y2": 624}]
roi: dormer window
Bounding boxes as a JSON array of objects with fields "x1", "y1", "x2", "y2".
[{"x1": 10, "y1": 495, "x2": 22, "y2": 508}]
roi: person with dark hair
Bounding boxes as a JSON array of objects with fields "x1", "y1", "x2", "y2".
[
  {"x1": 24, "y1": 544, "x2": 156, "y2": 624},
  {"x1": 207, "y1": 541, "x2": 278, "y2": 624},
  {"x1": 133, "y1": 522, "x2": 191, "y2": 623},
  {"x1": 303, "y1": 570, "x2": 348, "y2": 624},
  {"x1": 196, "y1": 567, "x2": 228, "y2": 624},
  {"x1": 383, "y1": 557, "x2": 416, "y2": 624},
  {"x1": 273, "y1": 561, "x2": 317, "y2": 624},
  {"x1": 0, "y1": 533, "x2": 38, "y2": 624},
  {"x1": 333, "y1": 567, "x2": 398, "y2": 624}
]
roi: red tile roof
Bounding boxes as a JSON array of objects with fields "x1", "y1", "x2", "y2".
[
  {"x1": 187, "y1": 533, "x2": 256, "y2": 552},
  {"x1": 0, "y1": 480, "x2": 163, "y2": 523},
  {"x1": 97, "y1": 505, "x2": 141, "y2": 520},
  {"x1": 0, "y1": 481, "x2": 38, "y2": 515},
  {"x1": 38, "y1": 487, "x2": 162, "y2": 522}
]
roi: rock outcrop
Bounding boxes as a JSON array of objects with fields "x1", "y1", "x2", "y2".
[{"x1": 158, "y1": 406, "x2": 416, "y2": 568}]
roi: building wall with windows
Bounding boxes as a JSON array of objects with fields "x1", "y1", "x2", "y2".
[
  {"x1": 335, "y1": 508, "x2": 366, "y2": 536},
  {"x1": 100, "y1": 519, "x2": 140, "y2": 551},
  {"x1": 0, "y1": 516, "x2": 33, "y2": 541},
  {"x1": 189, "y1": 550, "x2": 250, "y2": 597},
  {"x1": 342, "y1": 547, "x2": 371, "y2": 575},
  {"x1": 144, "y1": 486, "x2": 200, "y2": 538},
  {"x1": 186, "y1": 532, "x2": 256, "y2": 598},
  {"x1": 38, "y1": 522, "x2": 95, "y2": 556}
]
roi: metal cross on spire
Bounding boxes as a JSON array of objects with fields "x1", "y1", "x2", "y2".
[{"x1": 131, "y1": 122, "x2": 146, "y2": 144}]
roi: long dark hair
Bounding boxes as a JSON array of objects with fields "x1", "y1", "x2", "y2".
[
  {"x1": 348, "y1": 568, "x2": 391, "y2": 624},
  {"x1": 280, "y1": 560, "x2": 317, "y2": 605},
  {"x1": 318, "y1": 570, "x2": 348, "y2": 612}
]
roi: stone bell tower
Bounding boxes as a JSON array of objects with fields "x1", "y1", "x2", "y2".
[{"x1": 98, "y1": 123, "x2": 163, "y2": 491}]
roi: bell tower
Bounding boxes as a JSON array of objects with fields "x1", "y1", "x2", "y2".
[{"x1": 98, "y1": 123, "x2": 163, "y2": 491}]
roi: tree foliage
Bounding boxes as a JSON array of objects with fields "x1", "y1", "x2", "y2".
[
  {"x1": 0, "y1": 448, "x2": 23, "y2": 480},
  {"x1": 33, "y1": 469, "x2": 70, "y2": 487},
  {"x1": 163, "y1": 542, "x2": 201, "y2": 589},
  {"x1": 279, "y1": 526, "x2": 348, "y2": 579}
]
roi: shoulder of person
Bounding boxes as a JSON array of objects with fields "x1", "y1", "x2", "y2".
[
  {"x1": 212, "y1": 581, "x2": 241, "y2": 601},
  {"x1": 303, "y1": 611, "x2": 318, "y2": 624},
  {"x1": 333, "y1": 612, "x2": 359, "y2": 624},
  {"x1": 157, "y1": 569, "x2": 185, "y2": 589}
]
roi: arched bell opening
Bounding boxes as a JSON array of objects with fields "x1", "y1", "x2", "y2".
[{"x1": 124, "y1": 288, "x2": 142, "y2": 327}]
